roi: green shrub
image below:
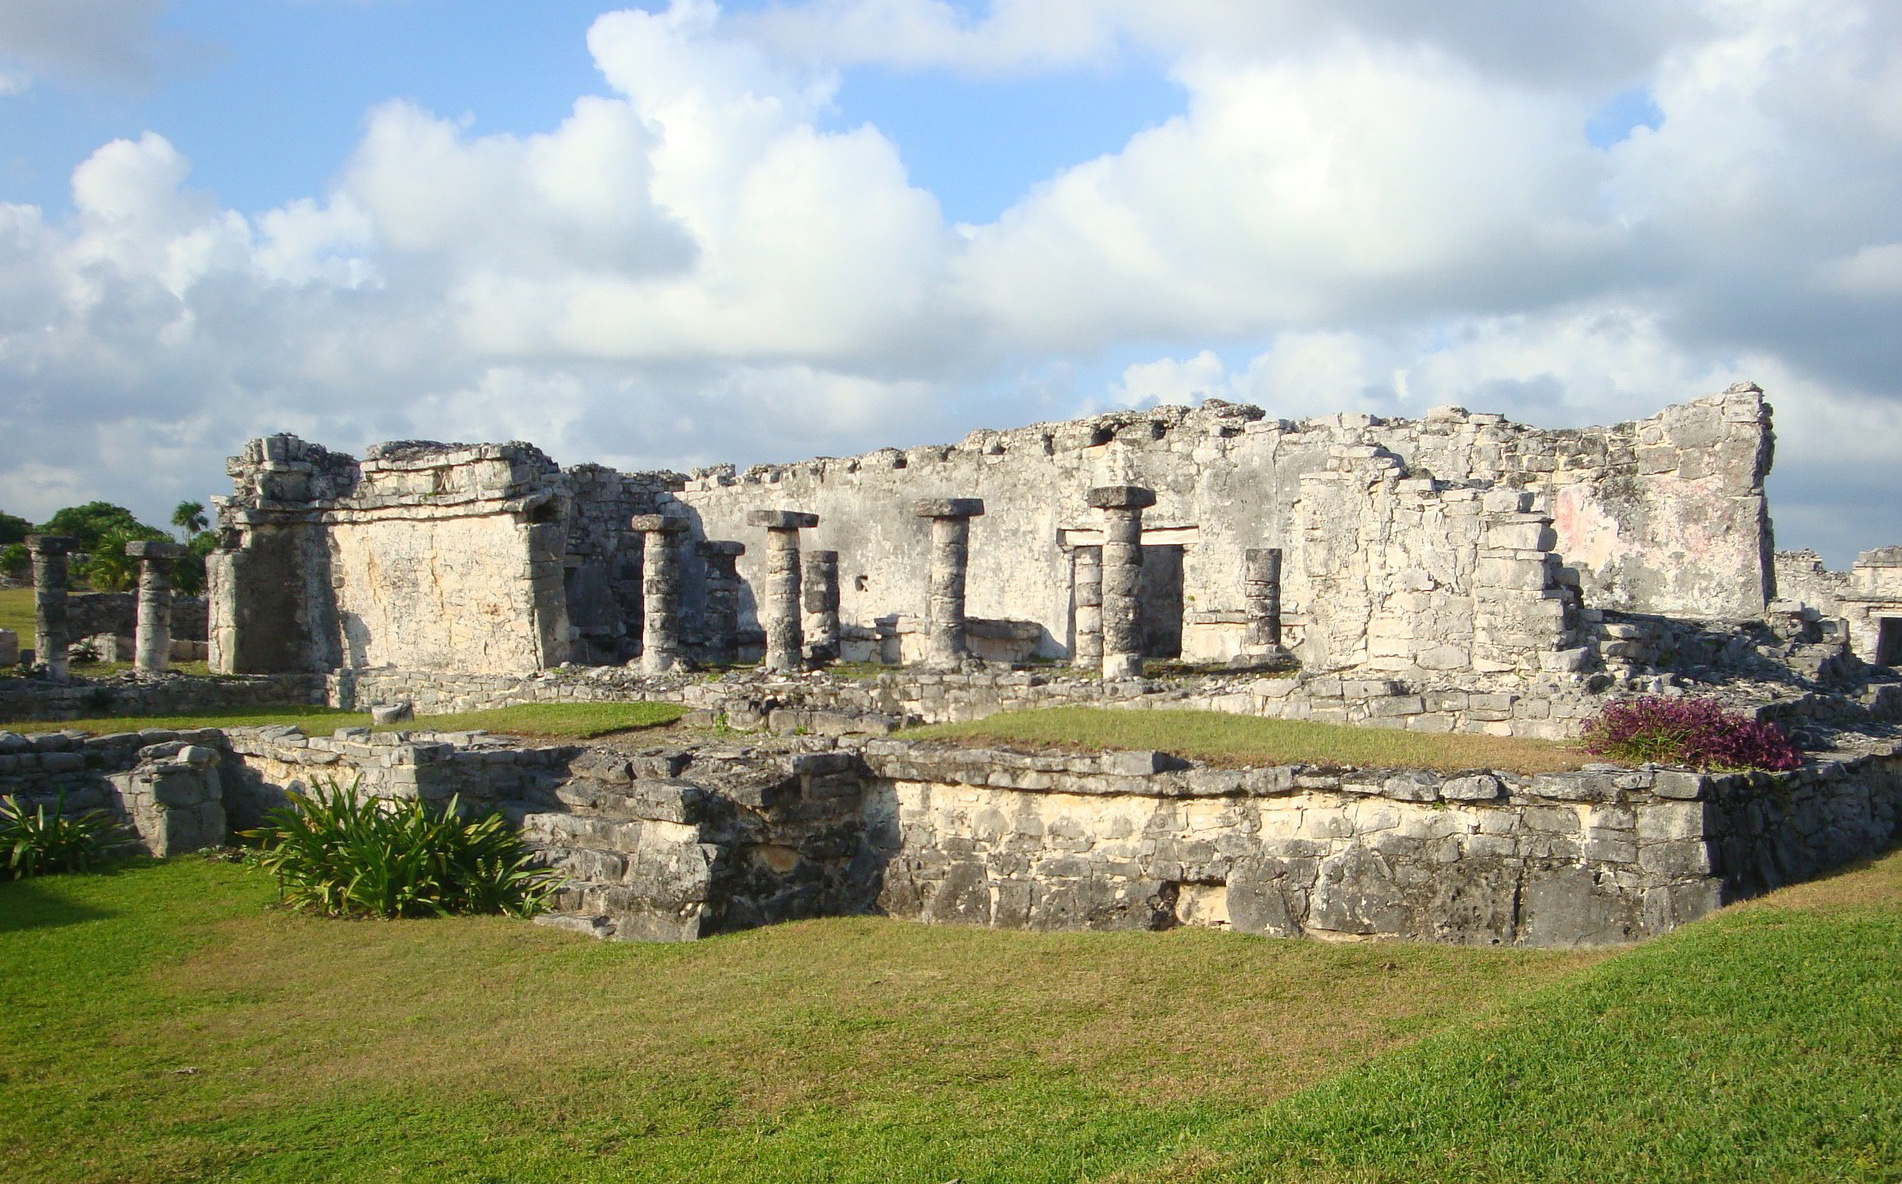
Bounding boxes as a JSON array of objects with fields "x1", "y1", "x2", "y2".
[
  {"x1": 243, "y1": 778, "x2": 560, "y2": 919},
  {"x1": 0, "y1": 791, "x2": 114, "y2": 879}
]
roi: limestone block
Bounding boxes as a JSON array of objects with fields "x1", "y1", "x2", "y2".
[
  {"x1": 746, "y1": 510, "x2": 820, "y2": 530},
  {"x1": 912, "y1": 498, "x2": 985, "y2": 519},
  {"x1": 1085, "y1": 486, "x2": 1158, "y2": 510}
]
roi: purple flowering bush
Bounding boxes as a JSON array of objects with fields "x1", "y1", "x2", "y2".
[{"x1": 1581, "y1": 696, "x2": 1801, "y2": 772}]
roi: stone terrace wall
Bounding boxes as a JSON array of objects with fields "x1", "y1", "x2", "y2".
[
  {"x1": 0, "y1": 728, "x2": 228, "y2": 857},
  {"x1": 0, "y1": 672, "x2": 322, "y2": 724},
  {"x1": 860, "y1": 740, "x2": 1902, "y2": 946},
  {"x1": 7, "y1": 718, "x2": 1895, "y2": 949},
  {"x1": 219, "y1": 725, "x2": 578, "y2": 830},
  {"x1": 669, "y1": 387, "x2": 1773, "y2": 667},
  {"x1": 330, "y1": 659, "x2": 1902, "y2": 745}
]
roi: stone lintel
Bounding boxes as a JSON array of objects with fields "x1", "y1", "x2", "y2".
[
  {"x1": 628, "y1": 514, "x2": 690, "y2": 533},
  {"x1": 913, "y1": 498, "x2": 985, "y2": 519},
  {"x1": 1086, "y1": 486, "x2": 1157, "y2": 511},
  {"x1": 1856, "y1": 546, "x2": 1902, "y2": 568},
  {"x1": 125, "y1": 540, "x2": 187, "y2": 559},
  {"x1": 748, "y1": 510, "x2": 820, "y2": 530},
  {"x1": 698, "y1": 540, "x2": 746, "y2": 557},
  {"x1": 25, "y1": 535, "x2": 76, "y2": 555}
]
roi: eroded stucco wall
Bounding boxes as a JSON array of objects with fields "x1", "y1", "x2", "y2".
[
  {"x1": 671, "y1": 388, "x2": 1774, "y2": 665},
  {"x1": 212, "y1": 436, "x2": 572, "y2": 677}
]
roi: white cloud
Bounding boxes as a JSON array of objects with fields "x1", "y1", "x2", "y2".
[{"x1": 1, "y1": 0, "x2": 1900, "y2": 568}]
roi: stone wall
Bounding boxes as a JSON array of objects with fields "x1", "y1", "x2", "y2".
[
  {"x1": 860, "y1": 740, "x2": 1902, "y2": 946},
  {"x1": 210, "y1": 436, "x2": 578, "y2": 677},
  {"x1": 521, "y1": 742, "x2": 879, "y2": 941},
  {"x1": 219, "y1": 725, "x2": 578, "y2": 831},
  {"x1": 1773, "y1": 547, "x2": 1902, "y2": 667},
  {"x1": 0, "y1": 728, "x2": 228, "y2": 857},
  {"x1": 208, "y1": 389, "x2": 1774, "y2": 685},
  {"x1": 66, "y1": 593, "x2": 209, "y2": 644},
  {"x1": 670, "y1": 388, "x2": 1773, "y2": 670},
  {"x1": 0, "y1": 672, "x2": 322, "y2": 724},
  {"x1": 6, "y1": 717, "x2": 1896, "y2": 950},
  {"x1": 561, "y1": 465, "x2": 668, "y2": 666}
]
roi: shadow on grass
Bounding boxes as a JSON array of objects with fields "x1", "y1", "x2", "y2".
[{"x1": 0, "y1": 873, "x2": 120, "y2": 933}]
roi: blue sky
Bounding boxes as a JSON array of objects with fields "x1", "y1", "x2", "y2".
[{"x1": 2, "y1": 0, "x2": 1900, "y2": 566}]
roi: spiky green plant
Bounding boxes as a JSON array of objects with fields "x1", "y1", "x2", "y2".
[
  {"x1": 243, "y1": 777, "x2": 560, "y2": 919},
  {"x1": 0, "y1": 790, "x2": 114, "y2": 879}
]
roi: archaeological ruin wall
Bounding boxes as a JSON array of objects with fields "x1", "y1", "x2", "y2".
[
  {"x1": 1775, "y1": 547, "x2": 1902, "y2": 668},
  {"x1": 208, "y1": 436, "x2": 673, "y2": 676},
  {"x1": 207, "y1": 387, "x2": 1780, "y2": 692},
  {"x1": 670, "y1": 386, "x2": 1775, "y2": 672}
]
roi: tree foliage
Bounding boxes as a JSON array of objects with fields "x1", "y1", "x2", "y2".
[
  {"x1": 81, "y1": 524, "x2": 169, "y2": 592},
  {"x1": 0, "y1": 510, "x2": 30, "y2": 546},
  {"x1": 170, "y1": 501, "x2": 208, "y2": 538},
  {"x1": 35, "y1": 502, "x2": 152, "y2": 554}
]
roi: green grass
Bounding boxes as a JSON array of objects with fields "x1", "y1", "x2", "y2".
[
  {"x1": 1, "y1": 705, "x2": 366, "y2": 735},
  {"x1": 1138, "y1": 856, "x2": 1902, "y2": 1183},
  {"x1": 0, "y1": 585, "x2": 32, "y2": 639},
  {"x1": 370, "y1": 700, "x2": 687, "y2": 739},
  {"x1": 1, "y1": 701, "x2": 685, "y2": 740},
  {"x1": 905, "y1": 706, "x2": 1589, "y2": 775},
  {"x1": 1, "y1": 853, "x2": 1897, "y2": 1183}
]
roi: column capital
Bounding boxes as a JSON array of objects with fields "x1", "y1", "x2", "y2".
[
  {"x1": 912, "y1": 498, "x2": 985, "y2": 519},
  {"x1": 25, "y1": 535, "x2": 76, "y2": 555},
  {"x1": 747, "y1": 509, "x2": 819, "y2": 530},
  {"x1": 1086, "y1": 485, "x2": 1156, "y2": 511},
  {"x1": 125, "y1": 540, "x2": 187, "y2": 560},
  {"x1": 697, "y1": 539, "x2": 746, "y2": 557},
  {"x1": 629, "y1": 513, "x2": 690, "y2": 533}
]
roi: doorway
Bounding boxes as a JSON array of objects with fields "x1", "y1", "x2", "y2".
[
  {"x1": 1877, "y1": 617, "x2": 1902, "y2": 667},
  {"x1": 1139, "y1": 544, "x2": 1185, "y2": 659}
]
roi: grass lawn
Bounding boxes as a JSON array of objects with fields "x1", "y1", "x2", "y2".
[
  {"x1": 1, "y1": 853, "x2": 1897, "y2": 1183},
  {"x1": 0, "y1": 701, "x2": 686, "y2": 740},
  {"x1": 0, "y1": 584, "x2": 32, "y2": 639},
  {"x1": 369, "y1": 700, "x2": 687, "y2": 739},
  {"x1": 906, "y1": 706, "x2": 1590, "y2": 775}
]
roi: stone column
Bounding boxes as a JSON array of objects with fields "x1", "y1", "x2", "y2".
[
  {"x1": 26, "y1": 535, "x2": 75, "y2": 680},
  {"x1": 126, "y1": 539, "x2": 186, "y2": 675},
  {"x1": 747, "y1": 510, "x2": 819, "y2": 672},
  {"x1": 913, "y1": 498, "x2": 985, "y2": 666},
  {"x1": 1072, "y1": 545, "x2": 1102, "y2": 669},
  {"x1": 1087, "y1": 486, "x2": 1156, "y2": 679},
  {"x1": 1244, "y1": 547, "x2": 1283, "y2": 650},
  {"x1": 629, "y1": 514, "x2": 689, "y2": 675},
  {"x1": 698, "y1": 540, "x2": 746, "y2": 666},
  {"x1": 803, "y1": 550, "x2": 841, "y2": 665}
]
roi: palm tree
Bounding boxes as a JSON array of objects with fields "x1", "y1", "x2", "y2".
[{"x1": 171, "y1": 501, "x2": 208, "y2": 541}]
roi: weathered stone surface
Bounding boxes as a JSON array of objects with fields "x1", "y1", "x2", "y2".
[
  {"x1": 27, "y1": 536, "x2": 75, "y2": 681},
  {"x1": 746, "y1": 510, "x2": 820, "y2": 530},
  {"x1": 912, "y1": 498, "x2": 985, "y2": 519},
  {"x1": 1085, "y1": 486, "x2": 1158, "y2": 511}
]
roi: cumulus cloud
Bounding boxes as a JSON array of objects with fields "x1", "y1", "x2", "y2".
[{"x1": 1, "y1": 0, "x2": 1900, "y2": 567}]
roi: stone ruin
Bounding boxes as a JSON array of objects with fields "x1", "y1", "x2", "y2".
[
  {"x1": 11, "y1": 384, "x2": 1901, "y2": 948},
  {"x1": 205, "y1": 385, "x2": 1818, "y2": 693}
]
